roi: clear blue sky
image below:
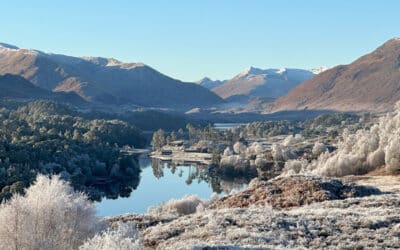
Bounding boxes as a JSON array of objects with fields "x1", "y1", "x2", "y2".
[{"x1": 2, "y1": 0, "x2": 399, "y2": 81}]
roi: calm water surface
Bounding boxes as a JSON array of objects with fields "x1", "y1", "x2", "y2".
[
  {"x1": 214, "y1": 123, "x2": 246, "y2": 130},
  {"x1": 97, "y1": 123, "x2": 250, "y2": 217},
  {"x1": 97, "y1": 157, "x2": 248, "y2": 217}
]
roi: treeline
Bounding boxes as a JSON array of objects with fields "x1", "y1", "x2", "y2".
[
  {"x1": 151, "y1": 124, "x2": 241, "y2": 150},
  {"x1": 239, "y1": 113, "x2": 365, "y2": 139},
  {"x1": 84, "y1": 109, "x2": 208, "y2": 132},
  {"x1": 0, "y1": 100, "x2": 147, "y2": 201},
  {"x1": 151, "y1": 113, "x2": 366, "y2": 150}
]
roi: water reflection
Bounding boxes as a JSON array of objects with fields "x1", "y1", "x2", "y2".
[
  {"x1": 97, "y1": 157, "x2": 253, "y2": 216},
  {"x1": 151, "y1": 158, "x2": 252, "y2": 195}
]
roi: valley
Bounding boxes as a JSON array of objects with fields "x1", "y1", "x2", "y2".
[{"x1": 0, "y1": 17, "x2": 399, "y2": 249}]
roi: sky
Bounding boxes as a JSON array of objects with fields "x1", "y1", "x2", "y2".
[{"x1": 1, "y1": 0, "x2": 400, "y2": 82}]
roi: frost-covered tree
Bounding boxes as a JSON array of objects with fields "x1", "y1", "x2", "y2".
[
  {"x1": 0, "y1": 174, "x2": 142, "y2": 250},
  {"x1": 151, "y1": 129, "x2": 166, "y2": 150},
  {"x1": 312, "y1": 142, "x2": 327, "y2": 156},
  {"x1": 271, "y1": 144, "x2": 296, "y2": 162},
  {"x1": 0, "y1": 175, "x2": 101, "y2": 250},
  {"x1": 245, "y1": 142, "x2": 265, "y2": 158},
  {"x1": 282, "y1": 134, "x2": 304, "y2": 146},
  {"x1": 284, "y1": 102, "x2": 400, "y2": 176}
]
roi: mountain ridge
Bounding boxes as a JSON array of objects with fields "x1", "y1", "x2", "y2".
[
  {"x1": 0, "y1": 43, "x2": 224, "y2": 108},
  {"x1": 0, "y1": 73, "x2": 86, "y2": 105},
  {"x1": 212, "y1": 66, "x2": 316, "y2": 103},
  {"x1": 272, "y1": 38, "x2": 400, "y2": 112}
]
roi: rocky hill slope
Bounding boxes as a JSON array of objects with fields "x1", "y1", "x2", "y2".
[
  {"x1": 212, "y1": 67, "x2": 316, "y2": 103},
  {"x1": 273, "y1": 38, "x2": 400, "y2": 112},
  {"x1": 0, "y1": 43, "x2": 223, "y2": 108},
  {"x1": 0, "y1": 74, "x2": 85, "y2": 104}
]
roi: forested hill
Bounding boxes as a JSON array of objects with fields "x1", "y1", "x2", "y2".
[{"x1": 0, "y1": 100, "x2": 146, "y2": 201}]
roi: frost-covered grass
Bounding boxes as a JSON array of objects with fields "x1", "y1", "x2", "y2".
[{"x1": 142, "y1": 193, "x2": 400, "y2": 249}]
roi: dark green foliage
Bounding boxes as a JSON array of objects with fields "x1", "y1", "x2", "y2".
[
  {"x1": 0, "y1": 100, "x2": 146, "y2": 201},
  {"x1": 84, "y1": 109, "x2": 208, "y2": 132},
  {"x1": 237, "y1": 113, "x2": 363, "y2": 139}
]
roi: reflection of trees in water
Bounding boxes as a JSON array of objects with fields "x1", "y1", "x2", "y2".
[
  {"x1": 150, "y1": 158, "x2": 254, "y2": 194},
  {"x1": 91, "y1": 156, "x2": 141, "y2": 201},
  {"x1": 152, "y1": 158, "x2": 164, "y2": 179}
]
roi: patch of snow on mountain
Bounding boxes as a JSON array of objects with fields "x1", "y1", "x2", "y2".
[{"x1": 310, "y1": 66, "x2": 329, "y2": 74}]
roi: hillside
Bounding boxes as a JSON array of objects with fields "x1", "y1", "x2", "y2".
[
  {"x1": 0, "y1": 44, "x2": 224, "y2": 108},
  {"x1": 0, "y1": 74, "x2": 85, "y2": 105},
  {"x1": 273, "y1": 38, "x2": 400, "y2": 112},
  {"x1": 212, "y1": 67, "x2": 316, "y2": 103}
]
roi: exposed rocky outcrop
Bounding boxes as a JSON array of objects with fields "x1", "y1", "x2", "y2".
[{"x1": 212, "y1": 175, "x2": 381, "y2": 209}]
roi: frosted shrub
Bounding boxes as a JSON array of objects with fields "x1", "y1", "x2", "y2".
[
  {"x1": 285, "y1": 102, "x2": 400, "y2": 176},
  {"x1": 312, "y1": 142, "x2": 327, "y2": 156},
  {"x1": 282, "y1": 134, "x2": 304, "y2": 146},
  {"x1": 245, "y1": 142, "x2": 265, "y2": 157},
  {"x1": 0, "y1": 175, "x2": 101, "y2": 250},
  {"x1": 80, "y1": 222, "x2": 141, "y2": 250},
  {"x1": 220, "y1": 155, "x2": 248, "y2": 168},
  {"x1": 233, "y1": 141, "x2": 247, "y2": 155},
  {"x1": 255, "y1": 157, "x2": 268, "y2": 168},
  {"x1": 384, "y1": 137, "x2": 400, "y2": 173},
  {"x1": 148, "y1": 194, "x2": 215, "y2": 217},
  {"x1": 223, "y1": 146, "x2": 233, "y2": 156},
  {"x1": 284, "y1": 159, "x2": 310, "y2": 175},
  {"x1": 271, "y1": 144, "x2": 296, "y2": 161}
]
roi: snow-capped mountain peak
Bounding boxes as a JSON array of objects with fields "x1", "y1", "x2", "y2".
[
  {"x1": 238, "y1": 66, "x2": 264, "y2": 77},
  {"x1": 310, "y1": 66, "x2": 329, "y2": 74}
]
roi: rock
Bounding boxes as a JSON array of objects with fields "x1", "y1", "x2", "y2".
[{"x1": 211, "y1": 175, "x2": 381, "y2": 209}]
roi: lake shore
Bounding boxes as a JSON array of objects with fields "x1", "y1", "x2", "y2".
[{"x1": 108, "y1": 174, "x2": 400, "y2": 249}]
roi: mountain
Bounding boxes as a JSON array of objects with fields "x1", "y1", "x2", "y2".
[
  {"x1": 212, "y1": 67, "x2": 316, "y2": 103},
  {"x1": 0, "y1": 44, "x2": 224, "y2": 108},
  {"x1": 0, "y1": 74, "x2": 86, "y2": 104},
  {"x1": 196, "y1": 77, "x2": 226, "y2": 89},
  {"x1": 273, "y1": 38, "x2": 400, "y2": 112},
  {"x1": 310, "y1": 66, "x2": 329, "y2": 75}
]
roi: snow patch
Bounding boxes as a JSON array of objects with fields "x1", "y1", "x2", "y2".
[{"x1": 310, "y1": 66, "x2": 329, "y2": 74}]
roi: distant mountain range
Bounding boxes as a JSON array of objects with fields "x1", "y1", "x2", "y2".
[
  {"x1": 3, "y1": 38, "x2": 400, "y2": 114},
  {"x1": 196, "y1": 77, "x2": 226, "y2": 90},
  {"x1": 0, "y1": 74, "x2": 86, "y2": 105},
  {"x1": 211, "y1": 67, "x2": 321, "y2": 103},
  {"x1": 273, "y1": 38, "x2": 400, "y2": 112},
  {"x1": 0, "y1": 43, "x2": 223, "y2": 108}
]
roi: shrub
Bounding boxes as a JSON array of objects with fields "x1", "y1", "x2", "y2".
[
  {"x1": 80, "y1": 222, "x2": 141, "y2": 250},
  {"x1": 312, "y1": 142, "x2": 327, "y2": 156},
  {"x1": 147, "y1": 194, "x2": 217, "y2": 217},
  {"x1": 0, "y1": 174, "x2": 143, "y2": 249},
  {"x1": 284, "y1": 102, "x2": 400, "y2": 176},
  {"x1": 0, "y1": 175, "x2": 101, "y2": 250}
]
